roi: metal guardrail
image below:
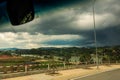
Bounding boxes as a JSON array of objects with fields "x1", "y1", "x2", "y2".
[{"x1": 0, "y1": 63, "x2": 119, "y2": 79}]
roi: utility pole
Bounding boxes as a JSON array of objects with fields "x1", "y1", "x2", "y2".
[
  {"x1": 61, "y1": 48, "x2": 66, "y2": 69},
  {"x1": 92, "y1": 0, "x2": 99, "y2": 69}
]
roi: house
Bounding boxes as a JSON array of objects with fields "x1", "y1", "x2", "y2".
[
  {"x1": 21, "y1": 54, "x2": 41, "y2": 58},
  {"x1": 69, "y1": 56, "x2": 80, "y2": 64}
]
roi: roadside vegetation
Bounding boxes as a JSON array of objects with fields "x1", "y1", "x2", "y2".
[{"x1": 0, "y1": 46, "x2": 120, "y2": 74}]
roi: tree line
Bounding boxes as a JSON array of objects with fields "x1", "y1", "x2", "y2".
[{"x1": 0, "y1": 46, "x2": 120, "y2": 63}]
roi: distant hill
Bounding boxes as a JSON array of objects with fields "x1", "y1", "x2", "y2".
[{"x1": 0, "y1": 48, "x2": 19, "y2": 51}]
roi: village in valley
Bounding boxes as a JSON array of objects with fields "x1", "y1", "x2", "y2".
[{"x1": 0, "y1": 46, "x2": 120, "y2": 77}]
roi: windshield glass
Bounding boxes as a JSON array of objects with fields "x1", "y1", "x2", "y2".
[{"x1": 0, "y1": 0, "x2": 120, "y2": 80}]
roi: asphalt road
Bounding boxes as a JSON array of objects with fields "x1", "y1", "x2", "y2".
[{"x1": 74, "y1": 69, "x2": 120, "y2": 80}]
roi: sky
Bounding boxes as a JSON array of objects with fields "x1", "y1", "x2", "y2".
[{"x1": 0, "y1": 0, "x2": 120, "y2": 49}]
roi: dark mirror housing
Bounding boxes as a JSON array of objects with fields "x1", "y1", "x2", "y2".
[{"x1": 7, "y1": 0, "x2": 34, "y2": 25}]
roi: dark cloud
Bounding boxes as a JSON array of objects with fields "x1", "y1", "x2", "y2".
[
  {"x1": 0, "y1": 2, "x2": 9, "y2": 25},
  {"x1": 79, "y1": 26, "x2": 120, "y2": 47},
  {"x1": 34, "y1": 0, "x2": 90, "y2": 13},
  {"x1": 0, "y1": 0, "x2": 120, "y2": 48}
]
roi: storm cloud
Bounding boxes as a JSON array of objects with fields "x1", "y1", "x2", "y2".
[{"x1": 0, "y1": 0, "x2": 120, "y2": 48}]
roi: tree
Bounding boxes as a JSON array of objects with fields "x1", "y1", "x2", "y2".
[{"x1": 48, "y1": 54, "x2": 58, "y2": 74}]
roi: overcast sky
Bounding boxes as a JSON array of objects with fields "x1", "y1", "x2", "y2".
[{"x1": 0, "y1": 0, "x2": 120, "y2": 49}]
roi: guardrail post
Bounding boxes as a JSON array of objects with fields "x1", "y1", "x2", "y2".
[
  {"x1": 47, "y1": 63, "x2": 50, "y2": 70},
  {"x1": 63, "y1": 62, "x2": 66, "y2": 69},
  {"x1": 25, "y1": 65, "x2": 27, "y2": 73}
]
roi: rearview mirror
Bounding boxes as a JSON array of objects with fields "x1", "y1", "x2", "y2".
[{"x1": 7, "y1": 0, "x2": 34, "y2": 25}]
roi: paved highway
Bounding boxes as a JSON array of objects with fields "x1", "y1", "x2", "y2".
[{"x1": 73, "y1": 69, "x2": 120, "y2": 80}]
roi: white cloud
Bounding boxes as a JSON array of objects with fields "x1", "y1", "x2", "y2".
[
  {"x1": 0, "y1": 32, "x2": 84, "y2": 49},
  {"x1": 71, "y1": 13, "x2": 117, "y2": 30},
  {"x1": 0, "y1": 32, "x2": 17, "y2": 41}
]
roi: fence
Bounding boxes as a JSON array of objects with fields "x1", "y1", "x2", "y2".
[
  {"x1": 0, "y1": 62, "x2": 94, "y2": 74},
  {"x1": 0, "y1": 62, "x2": 119, "y2": 77}
]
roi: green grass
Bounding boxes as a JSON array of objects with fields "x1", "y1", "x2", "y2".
[{"x1": 0, "y1": 58, "x2": 64, "y2": 69}]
